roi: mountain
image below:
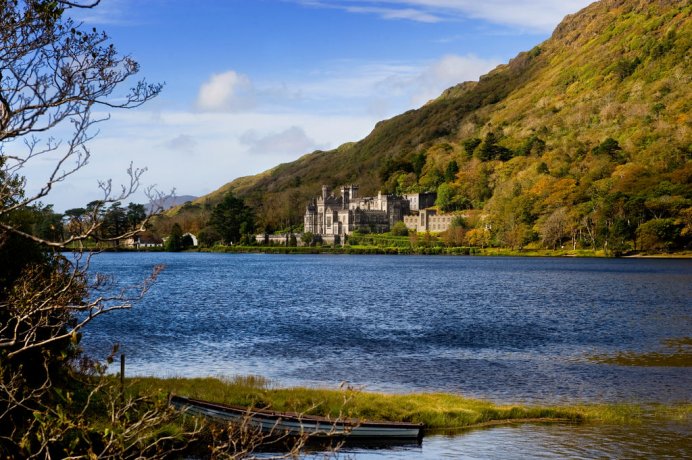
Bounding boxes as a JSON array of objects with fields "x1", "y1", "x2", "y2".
[
  {"x1": 152, "y1": 195, "x2": 198, "y2": 211},
  {"x1": 187, "y1": 0, "x2": 690, "y2": 251}
]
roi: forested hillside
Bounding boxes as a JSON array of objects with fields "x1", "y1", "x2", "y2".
[{"x1": 183, "y1": 0, "x2": 690, "y2": 253}]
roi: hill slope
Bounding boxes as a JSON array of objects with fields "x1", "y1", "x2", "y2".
[{"x1": 189, "y1": 0, "x2": 691, "y2": 252}]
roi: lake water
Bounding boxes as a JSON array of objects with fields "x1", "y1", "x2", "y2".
[{"x1": 83, "y1": 253, "x2": 691, "y2": 458}]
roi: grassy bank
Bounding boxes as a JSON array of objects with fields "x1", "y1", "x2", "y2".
[
  {"x1": 199, "y1": 245, "x2": 477, "y2": 256},
  {"x1": 128, "y1": 376, "x2": 690, "y2": 431},
  {"x1": 589, "y1": 338, "x2": 692, "y2": 367},
  {"x1": 197, "y1": 244, "x2": 692, "y2": 258},
  {"x1": 199, "y1": 244, "x2": 588, "y2": 257}
]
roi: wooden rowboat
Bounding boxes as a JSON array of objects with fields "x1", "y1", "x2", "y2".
[{"x1": 169, "y1": 394, "x2": 424, "y2": 440}]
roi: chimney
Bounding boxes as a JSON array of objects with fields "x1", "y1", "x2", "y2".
[
  {"x1": 350, "y1": 184, "x2": 359, "y2": 200},
  {"x1": 341, "y1": 186, "x2": 349, "y2": 209},
  {"x1": 321, "y1": 185, "x2": 331, "y2": 201}
]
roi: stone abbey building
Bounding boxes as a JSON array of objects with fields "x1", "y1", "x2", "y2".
[{"x1": 304, "y1": 184, "x2": 447, "y2": 242}]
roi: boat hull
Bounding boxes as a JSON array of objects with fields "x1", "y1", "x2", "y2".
[{"x1": 169, "y1": 395, "x2": 423, "y2": 440}]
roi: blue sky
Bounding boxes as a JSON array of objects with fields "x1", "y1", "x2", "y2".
[{"x1": 26, "y1": 0, "x2": 593, "y2": 210}]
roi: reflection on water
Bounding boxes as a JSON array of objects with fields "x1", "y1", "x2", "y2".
[
  {"x1": 83, "y1": 253, "x2": 691, "y2": 458},
  {"x1": 321, "y1": 422, "x2": 692, "y2": 459}
]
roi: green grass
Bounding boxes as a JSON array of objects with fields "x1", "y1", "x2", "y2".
[
  {"x1": 588, "y1": 337, "x2": 692, "y2": 367},
  {"x1": 127, "y1": 375, "x2": 691, "y2": 431},
  {"x1": 64, "y1": 242, "x2": 692, "y2": 258},
  {"x1": 197, "y1": 245, "x2": 692, "y2": 258},
  {"x1": 475, "y1": 247, "x2": 605, "y2": 257}
]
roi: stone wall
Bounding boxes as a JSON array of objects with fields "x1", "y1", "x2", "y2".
[{"x1": 404, "y1": 209, "x2": 457, "y2": 233}]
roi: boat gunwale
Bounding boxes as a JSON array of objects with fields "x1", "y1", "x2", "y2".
[{"x1": 170, "y1": 394, "x2": 424, "y2": 430}]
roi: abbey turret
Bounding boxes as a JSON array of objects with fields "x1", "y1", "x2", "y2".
[{"x1": 304, "y1": 185, "x2": 443, "y2": 243}]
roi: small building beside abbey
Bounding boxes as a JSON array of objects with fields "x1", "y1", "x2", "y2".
[
  {"x1": 403, "y1": 209, "x2": 455, "y2": 233},
  {"x1": 303, "y1": 184, "x2": 451, "y2": 242}
]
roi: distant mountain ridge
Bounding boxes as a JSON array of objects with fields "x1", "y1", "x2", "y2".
[
  {"x1": 152, "y1": 195, "x2": 197, "y2": 212},
  {"x1": 184, "y1": 0, "x2": 690, "y2": 251}
]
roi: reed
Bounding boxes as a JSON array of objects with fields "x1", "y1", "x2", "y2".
[{"x1": 127, "y1": 375, "x2": 690, "y2": 430}]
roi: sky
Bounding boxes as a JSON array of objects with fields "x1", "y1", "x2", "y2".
[{"x1": 21, "y1": 0, "x2": 593, "y2": 211}]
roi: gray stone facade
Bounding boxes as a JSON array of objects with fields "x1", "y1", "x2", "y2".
[
  {"x1": 304, "y1": 185, "x2": 411, "y2": 239},
  {"x1": 304, "y1": 185, "x2": 458, "y2": 238},
  {"x1": 403, "y1": 209, "x2": 456, "y2": 233},
  {"x1": 404, "y1": 192, "x2": 437, "y2": 212}
]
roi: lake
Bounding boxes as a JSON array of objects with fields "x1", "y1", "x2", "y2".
[{"x1": 83, "y1": 253, "x2": 691, "y2": 458}]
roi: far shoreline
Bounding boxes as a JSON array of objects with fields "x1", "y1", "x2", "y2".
[{"x1": 68, "y1": 245, "x2": 692, "y2": 259}]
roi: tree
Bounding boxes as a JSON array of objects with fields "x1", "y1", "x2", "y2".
[
  {"x1": 127, "y1": 202, "x2": 147, "y2": 231},
  {"x1": 165, "y1": 223, "x2": 184, "y2": 251},
  {"x1": 488, "y1": 191, "x2": 536, "y2": 250},
  {"x1": 592, "y1": 137, "x2": 624, "y2": 162},
  {"x1": 390, "y1": 220, "x2": 409, "y2": 236},
  {"x1": 444, "y1": 160, "x2": 459, "y2": 182},
  {"x1": 613, "y1": 56, "x2": 641, "y2": 80},
  {"x1": 209, "y1": 192, "x2": 255, "y2": 245},
  {"x1": 31, "y1": 204, "x2": 64, "y2": 241},
  {"x1": 476, "y1": 132, "x2": 512, "y2": 161},
  {"x1": 436, "y1": 182, "x2": 466, "y2": 212},
  {"x1": 301, "y1": 232, "x2": 315, "y2": 246},
  {"x1": 0, "y1": 1, "x2": 162, "y2": 240},
  {"x1": 637, "y1": 218, "x2": 681, "y2": 252},
  {"x1": 198, "y1": 226, "x2": 221, "y2": 247},
  {"x1": 538, "y1": 207, "x2": 572, "y2": 250},
  {"x1": 419, "y1": 167, "x2": 444, "y2": 191},
  {"x1": 0, "y1": 2, "x2": 194, "y2": 457},
  {"x1": 461, "y1": 138, "x2": 481, "y2": 158},
  {"x1": 102, "y1": 201, "x2": 127, "y2": 243},
  {"x1": 466, "y1": 227, "x2": 491, "y2": 248},
  {"x1": 443, "y1": 217, "x2": 467, "y2": 247},
  {"x1": 517, "y1": 134, "x2": 546, "y2": 157},
  {"x1": 411, "y1": 152, "x2": 427, "y2": 178},
  {"x1": 396, "y1": 172, "x2": 418, "y2": 194}
]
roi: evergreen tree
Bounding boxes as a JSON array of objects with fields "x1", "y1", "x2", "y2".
[
  {"x1": 126, "y1": 203, "x2": 147, "y2": 231},
  {"x1": 209, "y1": 192, "x2": 255, "y2": 244},
  {"x1": 444, "y1": 160, "x2": 459, "y2": 182},
  {"x1": 166, "y1": 223, "x2": 184, "y2": 251}
]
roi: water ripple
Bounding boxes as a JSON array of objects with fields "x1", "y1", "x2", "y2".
[{"x1": 83, "y1": 253, "x2": 691, "y2": 405}]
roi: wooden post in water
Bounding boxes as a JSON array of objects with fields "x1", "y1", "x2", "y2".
[{"x1": 120, "y1": 354, "x2": 125, "y2": 405}]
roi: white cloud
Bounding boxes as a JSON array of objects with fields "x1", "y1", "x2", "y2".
[
  {"x1": 196, "y1": 70, "x2": 255, "y2": 112},
  {"x1": 413, "y1": 54, "x2": 500, "y2": 104},
  {"x1": 295, "y1": 61, "x2": 420, "y2": 103},
  {"x1": 22, "y1": 49, "x2": 502, "y2": 212},
  {"x1": 240, "y1": 126, "x2": 325, "y2": 156},
  {"x1": 271, "y1": 54, "x2": 497, "y2": 120},
  {"x1": 164, "y1": 134, "x2": 197, "y2": 153},
  {"x1": 295, "y1": 0, "x2": 593, "y2": 31},
  {"x1": 341, "y1": 5, "x2": 441, "y2": 22},
  {"x1": 68, "y1": 0, "x2": 140, "y2": 25},
  {"x1": 457, "y1": 0, "x2": 593, "y2": 32},
  {"x1": 32, "y1": 109, "x2": 379, "y2": 210},
  {"x1": 55, "y1": 53, "x2": 494, "y2": 208},
  {"x1": 366, "y1": 54, "x2": 499, "y2": 107}
]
